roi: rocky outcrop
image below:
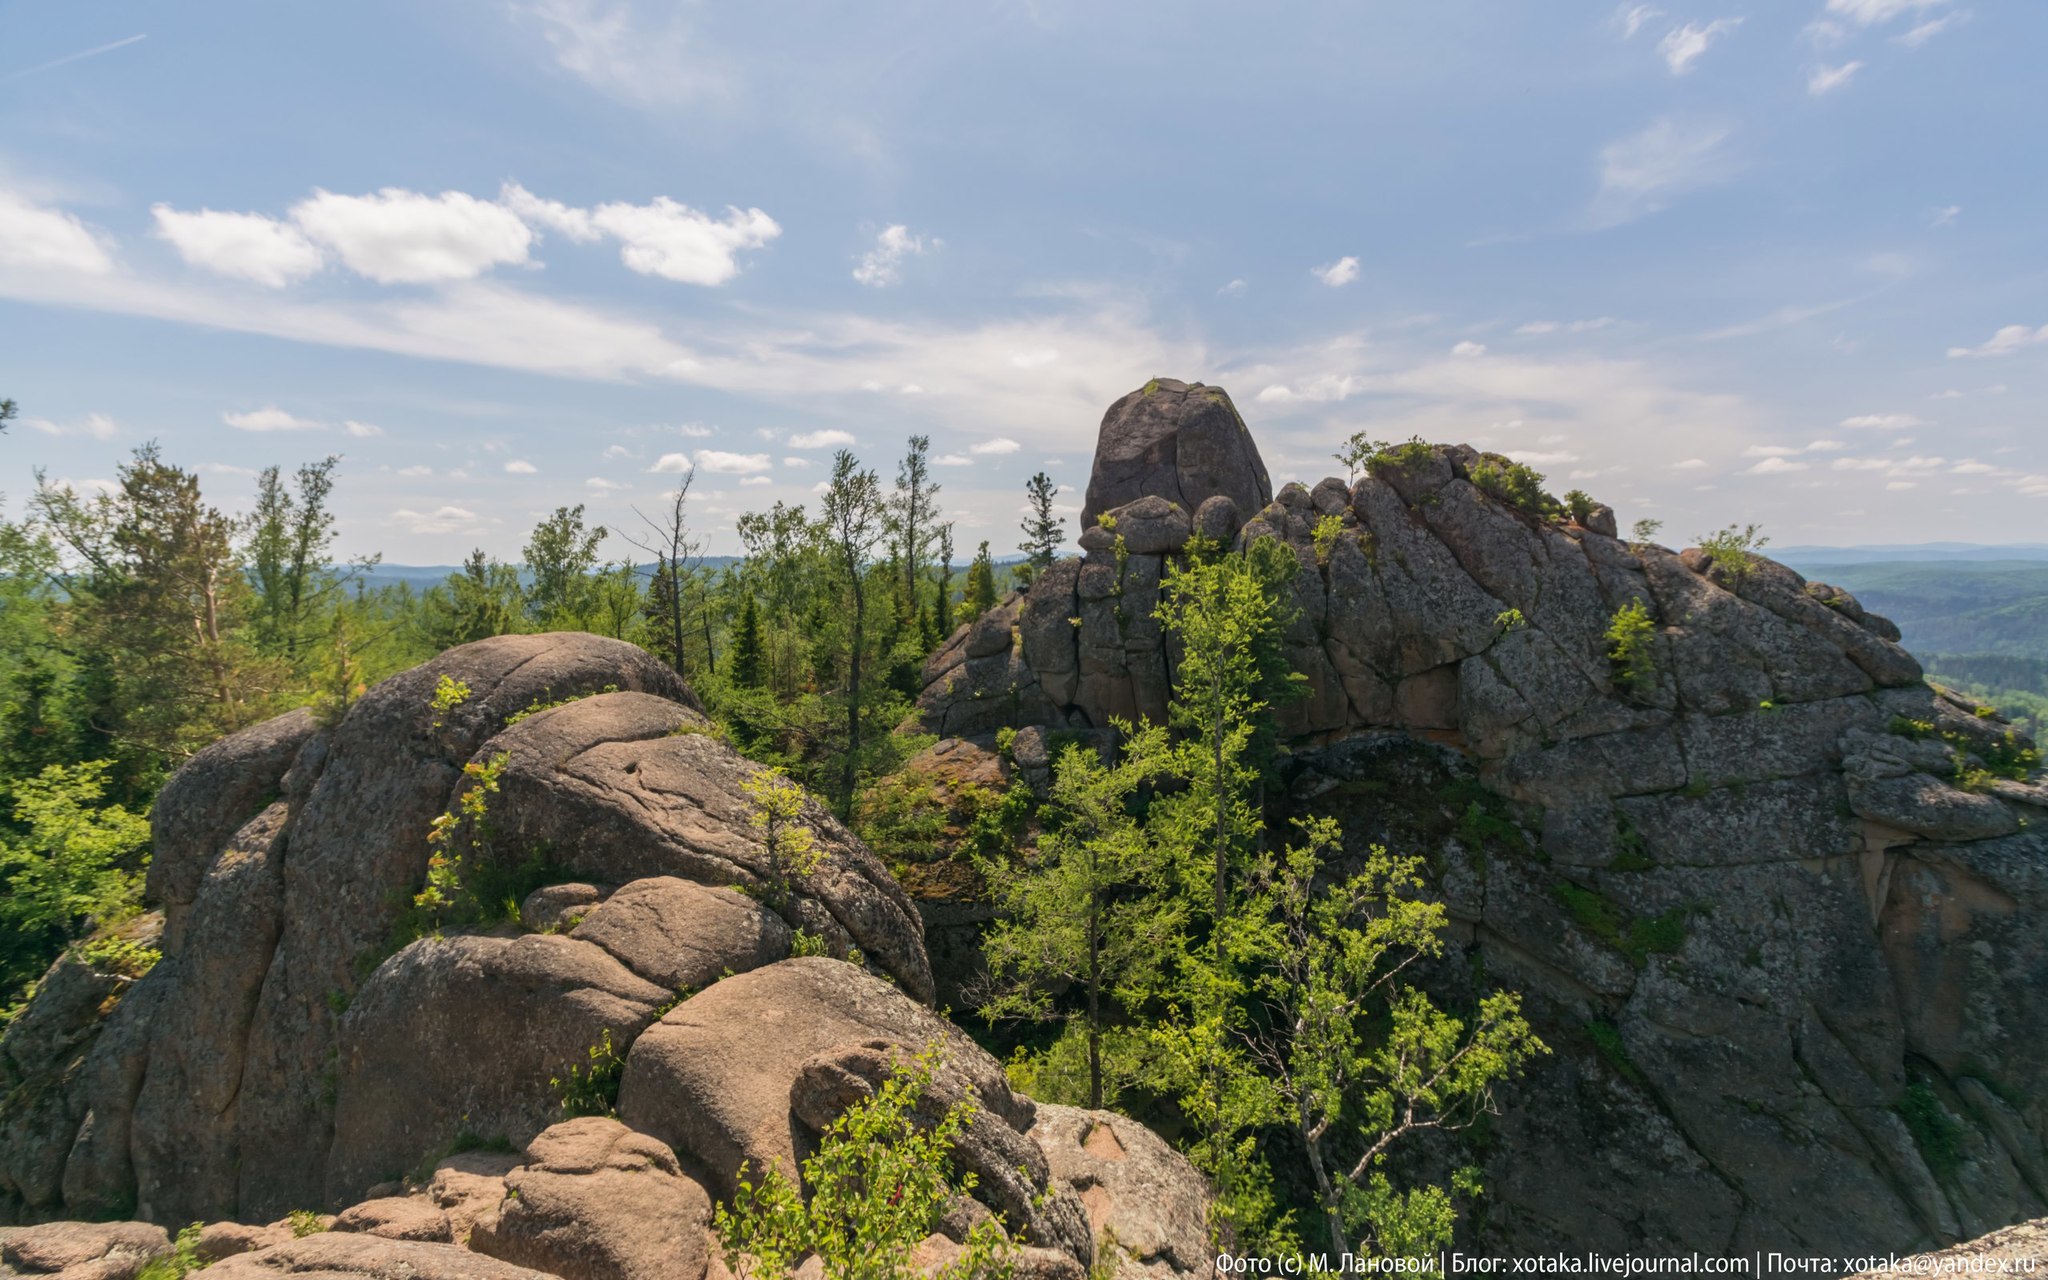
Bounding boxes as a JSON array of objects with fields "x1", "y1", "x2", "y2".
[
  {"x1": 914, "y1": 379, "x2": 2048, "y2": 1257},
  {"x1": 0, "y1": 633, "x2": 935, "y2": 1226},
  {"x1": 1030, "y1": 1106, "x2": 1212, "y2": 1280}
]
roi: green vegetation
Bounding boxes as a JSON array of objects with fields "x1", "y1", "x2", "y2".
[
  {"x1": 1630, "y1": 518, "x2": 1663, "y2": 546},
  {"x1": 136, "y1": 1223, "x2": 207, "y2": 1280},
  {"x1": 1695, "y1": 523, "x2": 1769, "y2": 582},
  {"x1": 0, "y1": 761, "x2": 152, "y2": 1006},
  {"x1": 740, "y1": 767, "x2": 824, "y2": 908},
  {"x1": 1605, "y1": 599, "x2": 1657, "y2": 692},
  {"x1": 1584, "y1": 1020, "x2": 1643, "y2": 1087},
  {"x1": 716, "y1": 1046, "x2": 1016, "y2": 1280},
  {"x1": 1493, "y1": 608, "x2": 1526, "y2": 637},
  {"x1": 1563, "y1": 489, "x2": 1597, "y2": 524},
  {"x1": 552, "y1": 1026, "x2": 627, "y2": 1119},
  {"x1": 1553, "y1": 882, "x2": 1687, "y2": 968},
  {"x1": 1312, "y1": 514, "x2": 1346, "y2": 565},
  {"x1": 1897, "y1": 1077, "x2": 1966, "y2": 1184},
  {"x1": 1468, "y1": 458, "x2": 1562, "y2": 519}
]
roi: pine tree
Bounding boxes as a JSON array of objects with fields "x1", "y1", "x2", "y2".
[
  {"x1": 934, "y1": 522, "x2": 956, "y2": 637},
  {"x1": 964, "y1": 541, "x2": 997, "y2": 617},
  {"x1": 889, "y1": 435, "x2": 940, "y2": 626},
  {"x1": 816, "y1": 450, "x2": 887, "y2": 814},
  {"x1": 731, "y1": 593, "x2": 766, "y2": 688},
  {"x1": 1018, "y1": 471, "x2": 1065, "y2": 581}
]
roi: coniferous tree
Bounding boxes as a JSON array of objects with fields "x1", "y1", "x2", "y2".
[
  {"x1": 889, "y1": 435, "x2": 940, "y2": 625},
  {"x1": 1018, "y1": 471, "x2": 1065, "y2": 581},
  {"x1": 816, "y1": 450, "x2": 887, "y2": 813},
  {"x1": 731, "y1": 593, "x2": 766, "y2": 689},
  {"x1": 934, "y1": 522, "x2": 955, "y2": 638},
  {"x1": 964, "y1": 541, "x2": 997, "y2": 617},
  {"x1": 419, "y1": 550, "x2": 526, "y2": 648}
]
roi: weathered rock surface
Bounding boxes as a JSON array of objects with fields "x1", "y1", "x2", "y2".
[
  {"x1": 0, "y1": 1220, "x2": 168, "y2": 1276},
  {"x1": 1030, "y1": 1105, "x2": 1212, "y2": 1280},
  {"x1": 0, "y1": 632, "x2": 931, "y2": 1226},
  {"x1": 203, "y1": 1232, "x2": 561, "y2": 1279},
  {"x1": 469, "y1": 1117, "x2": 711, "y2": 1280},
  {"x1": 912, "y1": 380, "x2": 2048, "y2": 1257},
  {"x1": 1080, "y1": 379, "x2": 1270, "y2": 529}
]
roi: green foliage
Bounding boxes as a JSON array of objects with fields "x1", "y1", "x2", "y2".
[
  {"x1": 741, "y1": 767, "x2": 823, "y2": 907},
  {"x1": 715, "y1": 1046, "x2": 1017, "y2": 1280},
  {"x1": 1492, "y1": 608, "x2": 1525, "y2": 637},
  {"x1": 1312, "y1": 514, "x2": 1346, "y2": 566},
  {"x1": 1898, "y1": 1078, "x2": 1965, "y2": 1184},
  {"x1": 1629, "y1": 518, "x2": 1664, "y2": 546},
  {"x1": 288, "y1": 1209, "x2": 327, "y2": 1238},
  {"x1": 1563, "y1": 489, "x2": 1597, "y2": 524},
  {"x1": 0, "y1": 761, "x2": 151, "y2": 1002},
  {"x1": 415, "y1": 752, "x2": 508, "y2": 923},
  {"x1": 1584, "y1": 1020, "x2": 1643, "y2": 1086},
  {"x1": 731, "y1": 594, "x2": 767, "y2": 688},
  {"x1": 1018, "y1": 471, "x2": 1066, "y2": 581},
  {"x1": 136, "y1": 1223, "x2": 207, "y2": 1280},
  {"x1": 1552, "y1": 882, "x2": 1687, "y2": 968},
  {"x1": 74, "y1": 930, "x2": 161, "y2": 979},
  {"x1": 1333, "y1": 432, "x2": 1380, "y2": 483},
  {"x1": 1364, "y1": 437, "x2": 1435, "y2": 474},
  {"x1": 1949, "y1": 728, "x2": 2042, "y2": 791},
  {"x1": 552, "y1": 1027, "x2": 627, "y2": 1118},
  {"x1": 429, "y1": 674, "x2": 471, "y2": 727},
  {"x1": 964, "y1": 541, "x2": 999, "y2": 618},
  {"x1": 1468, "y1": 458, "x2": 1562, "y2": 519},
  {"x1": 1605, "y1": 599, "x2": 1657, "y2": 692},
  {"x1": 503, "y1": 684, "x2": 620, "y2": 726},
  {"x1": 1695, "y1": 523, "x2": 1770, "y2": 582},
  {"x1": 790, "y1": 928, "x2": 830, "y2": 957},
  {"x1": 523, "y1": 504, "x2": 609, "y2": 628}
]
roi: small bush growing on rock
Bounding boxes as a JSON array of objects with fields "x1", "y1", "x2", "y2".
[
  {"x1": 136, "y1": 1223, "x2": 206, "y2": 1280},
  {"x1": 1312, "y1": 514, "x2": 1346, "y2": 565},
  {"x1": 415, "y1": 752, "x2": 509, "y2": 923},
  {"x1": 741, "y1": 767, "x2": 823, "y2": 908},
  {"x1": 1605, "y1": 600, "x2": 1657, "y2": 692},
  {"x1": 1695, "y1": 523, "x2": 1769, "y2": 582},
  {"x1": 73, "y1": 931, "x2": 161, "y2": 979},
  {"x1": 1469, "y1": 458, "x2": 1562, "y2": 518},
  {"x1": 429, "y1": 673, "x2": 471, "y2": 728},
  {"x1": 288, "y1": 1209, "x2": 327, "y2": 1238},
  {"x1": 551, "y1": 1026, "x2": 627, "y2": 1119},
  {"x1": 1629, "y1": 518, "x2": 1663, "y2": 546},
  {"x1": 716, "y1": 1046, "x2": 1016, "y2": 1280},
  {"x1": 1563, "y1": 489, "x2": 1597, "y2": 524},
  {"x1": 1333, "y1": 432, "x2": 1386, "y2": 483},
  {"x1": 1897, "y1": 1078, "x2": 1966, "y2": 1184},
  {"x1": 1493, "y1": 608, "x2": 1526, "y2": 637},
  {"x1": 1366, "y1": 436, "x2": 1436, "y2": 473}
]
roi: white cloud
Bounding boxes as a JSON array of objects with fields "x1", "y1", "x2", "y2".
[
  {"x1": 1010, "y1": 348, "x2": 1059, "y2": 369},
  {"x1": 1825, "y1": 0, "x2": 1950, "y2": 24},
  {"x1": 1931, "y1": 205, "x2": 1962, "y2": 227},
  {"x1": 1312, "y1": 256, "x2": 1360, "y2": 287},
  {"x1": 1807, "y1": 61, "x2": 1863, "y2": 96},
  {"x1": 1950, "y1": 461, "x2": 1996, "y2": 475},
  {"x1": 290, "y1": 188, "x2": 534, "y2": 284},
  {"x1": 1673, "y1": 458, "x2": 1709, "y2": 469},
  {"x1": 391, "y1": 505, "x2": 494, "y2": 535},
  {"x1": 602, "y1": 444, "x2": 632, "y2": 459},
  {"x1": 343, "y1": 420, "x2": 385, "y2": 438},
  {"x1": 0, "y1": 192, "x2": 115, "y2": 275},
  {"x1": 223, "y1": 406, "x2": 322, "y2": 432},
  {"x1": 505, "y1": 459, "x2": 539, "y2": 474},
  {"x1": 695, "y1": 449, "x2": 771, "y2": 474},
  {"x1": 587, "y1": 198, "x2": 779, "y2": 285},
  {"x1": 396, "y1": 465, "x2": 432, "y2": 478},
  {"x1": 781, "y1": 456, "x2": 810, "y2": 467},
  {"x1": 1947, "y1": 324, "x2": 2048, "y2": 358},
  {"x1": 1895, "y1": 12, "x2": 1962, "y2": 44},
  {"x1": 1747, "y1": 457, "x2": 1810, "y2": 474},
  {"x1": 22, "y1": 412, "x2": 117, "y2": 440},
  {"x1": 648, "y1": 453, "x2": 695, "y2": 474},
  {"x1": 1218, "y1": 278, "x2": 1247, "y2": 297},
  {"x1": 971, "y1": 437, "x2": 1021, "y2": 456},
  {"x1": 1516, "y1": 317, "x2": 1616, "y2": 335},
  {"x1": 1659, "y1": 19, "x2": 1742, "y2": 74},
  {"x1": 1451, "y1": 341, "x2": 1487, "y2": 357},
  {"x1": 1840, "y1": 413, "x2": 1927, "y2": 429},
  {"x1": 498, "y1": 183, "x2": 601, "y2": 242},
  {"x1": 1886, "y1": 480, "x2": 1917, "y2": 490},
  {"x1": 586, "y1": 476, "x2": 627, "y2": 490},
  {"x1": 1831, "y1": 457, "x2": 1893, "y2": 471},
  {"x1": 740, "y1": 475, "x2": 772, "y2": 486},
  {"x1": 677, "y1": 424, "x2": 713, "y2": 438},
  {"x1": 1590, "y1": 117, "x2": 1735, "y2": 227},
  {"x1": 789, "y1": 429, "x2": 856, "y2": 449},
  {"x1": 1617, "y1": 4, "x2": 1663, "y2": 38},
  {"x1": 151, "y1": 205, "x2": 324, "y2": 288},
  {"x1": 511, "y1": 0, "x2": 732, "y2": 109},
  {"x1": 1805, "y1": 439, "x2": 1847, "y2": 451},
  {"x1": 936, "y1": 453, "x2": 972, "y2": 466},
  {"x1": 853, "y1": 224, "x2": 931, "y2": 288}
]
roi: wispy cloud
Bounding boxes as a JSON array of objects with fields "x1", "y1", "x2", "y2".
[
  {"x1": 510, "y1": 0, "x2": 734, "y2": 108},
  {"x1": 1616, "y1": 5, "x2": 1663, "y2": 39},
  {"x1": 1807, "y1": 62, "x2": 1863, "y2": 96},
  {"x1": 2, "y1": 33, "x2": 146, "y2": 83},
  {"x1": 1947, "y1": 324, "x2": 2048, "y2": 358},
  {"x1": 853, "y1": 225, "x2": 933, "y2": 288},
  {"x1": 1589, "y1": 117, "x2": 1735, "y2": 228},
  {"x1": 1658, "y1": 19, "x2": 1742, "y2": 74},
  {"x1": 223, "y1": 406, "x2": 323, "y2": 432},
  {"x1": 1312, "y1": 256, "x2": 1360, "y2": 287}
]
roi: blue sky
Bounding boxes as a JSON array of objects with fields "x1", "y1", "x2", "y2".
[{"x1": 2, "y1": 0, "x2": 2043, "y2": 560}]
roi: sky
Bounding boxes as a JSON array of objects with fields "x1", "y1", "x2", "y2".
[{"x1": 2, "y1": 0, "x2": 2043, "y2": 561}]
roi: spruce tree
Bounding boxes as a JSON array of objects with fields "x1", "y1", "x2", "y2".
[
  {"x1": 934, "y1": 522, "x2": 955, "y2": 637},
  {"x1": 1018, "y1": 471, "x2": 1065, "y2": 580},
  {"x1": 964, "y1": 541, "x2": 997, "y2": 617},
  {"x1": 731, "y1": 593, "x2": 766, "y2": 688}
]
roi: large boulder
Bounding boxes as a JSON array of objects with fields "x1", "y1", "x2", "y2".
[
  {"x1": 0, "y1": 1220, "x2": 169, "y2": 1277},
  {"x1": 469, "y1": 1117, "x2": 713, "y2": 1280},
  {"x1": 569, "y1": 877, "x2": 791, "y2": 993},
  {"x1": 1030, "y1": 1106, "x2": 1213, "y2": 1280},
  {"x1": 1080, "y1": 379, "x2": 1271, "y2": 530},
  {"x1": 202, "y1": 1233, "x2": 561, "y2": 1279}
]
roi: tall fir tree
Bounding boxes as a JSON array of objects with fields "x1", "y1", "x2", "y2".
[
  {"x1": 964, "y1": 541, "x2": 997, "y2": 617},
  {"x1": 1018, "y1": 471, "x2": 1065, "y2": 582},
  {"x1": 731, "y1": 593, "x2": 766, "y2": 688}
]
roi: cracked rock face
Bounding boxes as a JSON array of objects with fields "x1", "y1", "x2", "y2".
[
  {"x1": 916, "y1": 379, "x2": 2048, "y2": 1257},
  {"x1": 0, "y1": 633, "x2": 934, "y2": 1226}
]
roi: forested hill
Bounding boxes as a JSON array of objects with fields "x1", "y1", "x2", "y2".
[{"x1": 1777, "y1": 553, "x2": 2048, "y2": 734}]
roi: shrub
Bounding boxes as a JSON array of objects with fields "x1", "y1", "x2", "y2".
[
  {"x1": 1897, "y1": 1079, "x2": 1965, "y2": 1183},
  {"x1": 1365, "y1": 436, "x2": 1436, "y2": 474},
  {"x1": 1469, "y1": 458, "x2": 1562, "y2": 518},
  {"x1": 552, "y1": 1027, "x2": 627, "y2": 1119},
  {"x1": 429, "y1": 674, "x2": 471, "y2": 728},
  {"x1": 1563, "y1": 489, "x2": 1597, "y2": 524},
  {"x1": 1695, "y1": 523, "x2": 1769, "y2": 582},
  {"x1": 136, "y1": 1223, "x2": 206, "y2": 1280},
  {"x1": 1630, "y1": 518, "x2": 1664, "y2": 546},
  {"x1": 715, "y1": 1045, "x2": 1016, "y2": 1280},
  {"x1": 1493, "y1": 608, "x2": 1526, "y2": 637},
  {"x1": 1605, "y1": 599, "x2": 1657, "y2": 692},
  {"x1": 288, "y1": 1210, "x2": 327, "y2": 1238},
  {"x1": 1312, "y1": 514, "x2": 1346, "y2": 565},
  {"x1": 741, "y1": 767, "x2": 823, "y2": 908}
]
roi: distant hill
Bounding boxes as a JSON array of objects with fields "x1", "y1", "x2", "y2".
[{"x1": 1774, "y1": 543, "x2": 2048, "y2": 565}]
